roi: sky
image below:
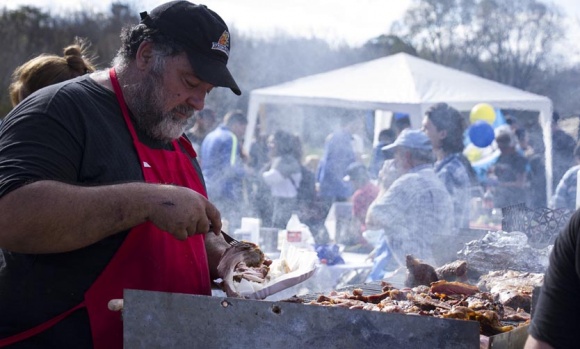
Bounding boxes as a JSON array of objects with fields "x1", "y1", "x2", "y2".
[
  {"x1": 1, "y1": 0, "x2": 411, "y2": 47},
  {"x1": 2, "y1": 0, "x2": 580, "y2": 62}
]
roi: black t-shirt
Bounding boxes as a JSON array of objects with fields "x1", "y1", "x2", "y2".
[
  {"x1": 528, "y1": 210, "x2": 580, "y2": 347},
  {"x1": 0, "y1": 75, "x2": 190, "y2": 347}
]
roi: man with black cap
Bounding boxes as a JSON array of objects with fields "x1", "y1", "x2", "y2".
[
  {"x1": 0, "y1": 2, "x2": 248, "y2": 347},
  {"x1": 366, "y1": 129, "x2": 453, "y2": 270}
]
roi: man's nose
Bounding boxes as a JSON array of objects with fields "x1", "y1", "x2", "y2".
[
  {"x1": 187, "y1": 83, "x2": 214, "y2": 110},
  {"x1": 186, "y1": 91, "x2": 205, "y2": 111}
]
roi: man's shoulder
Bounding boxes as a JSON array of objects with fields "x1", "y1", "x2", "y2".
[
  {"x1": 411, "y1": 168, "x2": 451, "y2": 192},
  {"x1": 41, "y1": 74, "x2": 101, "y2": 97},
  {"x1": 5, "y1": 76, "x2": 110, "y2": 123},
  {"x1": 387, "y1": 173, "x2": 422, "y2": 196}
]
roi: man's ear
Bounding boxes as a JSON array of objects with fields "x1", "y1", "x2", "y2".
[{"x1": 135, "y1": 41, "x2": 154, "y2": 70}]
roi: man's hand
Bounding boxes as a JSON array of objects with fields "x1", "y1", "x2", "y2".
[{"x1": 146, "y1": 185, "x2": 222, "y2": 240}]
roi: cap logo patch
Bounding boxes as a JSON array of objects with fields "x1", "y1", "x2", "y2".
[{"x1": 211, "y1": 31, "x2": 230, "y2": 57}]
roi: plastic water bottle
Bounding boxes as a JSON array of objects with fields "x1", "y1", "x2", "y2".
[{"x1": 286, "y1": 213, "x2": 303, "y2": 245}]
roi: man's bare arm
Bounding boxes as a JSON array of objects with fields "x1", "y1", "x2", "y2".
[{"x1": 0, "y1": 180, "x2": 221, "y2": 253}]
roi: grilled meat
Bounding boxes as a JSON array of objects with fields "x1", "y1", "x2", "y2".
[
  {"x1": 436, "y1": 260, "x2": 468, "y2": 282},
  {"x1": 217, "y1": 241, "x2": 269, "y2": 297},
  {"x1": 405, "y1": 255, "x2": 439, "y2": 287}
]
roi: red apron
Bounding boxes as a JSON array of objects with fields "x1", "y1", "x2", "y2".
[{"x1": 0, "y1": 68, "x2": 211, "y2": 348}]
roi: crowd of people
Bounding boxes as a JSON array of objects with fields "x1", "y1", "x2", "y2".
[
  {"x1": 0, "y1": 1, "x2": 579, "y2": 347},
  {"x1": 162, "y1": 96, "x2": 580, "y2": 292},
  {"x1": 187, "y1": 101, "x2": 580, "y2": 254},
  {"x1": 190, "y1": 101, "x2": 580, "y2": 349}
]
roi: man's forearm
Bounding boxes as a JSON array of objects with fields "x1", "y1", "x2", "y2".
[{"x1": 0, "y1": 180, "x2": 159, "y2": 253}]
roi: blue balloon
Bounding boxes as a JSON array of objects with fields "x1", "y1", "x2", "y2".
[{"x1": 469, "y1": 121, "x2": 495, "y2": 148}]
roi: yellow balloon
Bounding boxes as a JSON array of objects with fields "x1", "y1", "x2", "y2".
[
  {"x1": 465, "y1": 146, "x2": 482, "y2": 162},
  {"x1": 470, "y1": 103, "x2": 496, "y2": 125}
]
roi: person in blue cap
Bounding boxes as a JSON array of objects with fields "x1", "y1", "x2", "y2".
[{"x1": 366, "y1": 129, "x2": 453, "y2": 271}]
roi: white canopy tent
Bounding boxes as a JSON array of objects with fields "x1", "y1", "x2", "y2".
[{"x1": 244, "y1": 52, "x2": 554, "y2": 201}]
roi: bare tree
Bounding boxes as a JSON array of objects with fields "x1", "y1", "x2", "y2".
[
  {"x1": 392, "y1": 0, "x2": 564, "y2": 90},
  {"x1": 467, "y1": 0, "x2": 564, "y2": 89},
  {"x1": 391, "y1": 0, "x2": 477, "y2": 67}
]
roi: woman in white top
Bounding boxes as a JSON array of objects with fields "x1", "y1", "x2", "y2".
[{"x1": 262, "y1": 130, "x2": 302, "y2": 228}]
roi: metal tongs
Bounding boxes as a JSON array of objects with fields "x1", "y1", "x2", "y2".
[
  {"x1": 210, "y1": 225, "x2": 240, "y2": 247},
  {"x1": 222, "y1": 231, "x2": 240, "y2": 247}
]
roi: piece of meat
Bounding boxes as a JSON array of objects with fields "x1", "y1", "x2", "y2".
[
  {"x1": 405, "y1": 255, "x2": 438, "y2": 287},
  {"x1": 303, "y1": 280, "x2": 529, "y2": 337},
  {"x1": 409, "y1": 293, "x2": 452, "y2": 311},
  {"x1": 430, "y1": 280, "x2": 480, "y2": 296},
  {"x1": 436, "y1": 260, "x2": 468, "y2": 282},
  {"x1": 475, "y1": 310, "x2": 514, "y2": 335},
  {"x1": 503, "y1": 308, "x2": 531, "y2": 322},
  {"x1": 477, "y1": 270, "x2": 543, "y2": 313},
  {"x1": 231, "y1": 262, "x2": 270, "y2": 283},
  {"x1": 442, "y1": 305, "x2": 476, "y2": 320},
  {"x1": 217, "y1": 242, "x2": 267, "y2": 297}
]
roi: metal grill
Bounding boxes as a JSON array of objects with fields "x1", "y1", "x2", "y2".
[
  {"x1": 299, "y1": 280, "x2": 385, "y2": 302},
  {"x1": 502, "y1": 203, "x2": 573, "y2": 247}
]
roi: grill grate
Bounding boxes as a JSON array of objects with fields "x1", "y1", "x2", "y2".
[
  {"x1": 299, "y1": 280, "x2": 386, "y2": 302},
  {"x1": 501, "y1": 204, "x2": 572, "y2": 247}
]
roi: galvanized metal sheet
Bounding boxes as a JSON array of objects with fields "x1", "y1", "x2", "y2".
[
  {"x1": 487, "y1": 325, "x2": 530, "y2": 349},
  {"x1": 123, "y1": 289, "x2": 480, "y2": 349}
]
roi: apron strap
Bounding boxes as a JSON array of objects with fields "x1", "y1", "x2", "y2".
[{"x1": 0, "y1": 303, "x2": 85, "y2": 347}]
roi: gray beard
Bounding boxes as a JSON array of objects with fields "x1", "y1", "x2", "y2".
[{"x1": 123, "y1": 69, "x2": 194, "y2": 142}]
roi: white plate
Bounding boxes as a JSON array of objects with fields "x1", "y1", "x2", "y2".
[{"x1": 241, "y1": 266, "x2": 317, "y2": 300}]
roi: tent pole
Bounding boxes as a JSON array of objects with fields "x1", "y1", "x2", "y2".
[{"x1": 540, "y1": 107, "x2": 554, "y2": 206}]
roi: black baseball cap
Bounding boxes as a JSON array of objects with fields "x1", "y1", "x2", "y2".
[{"x1": 140, "y1": 1, "x2": 241, "y2": 95}]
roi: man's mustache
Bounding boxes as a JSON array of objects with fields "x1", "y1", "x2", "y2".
[{"x1": 173, "y1": 105, "x2": 196, "y2": 116}]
